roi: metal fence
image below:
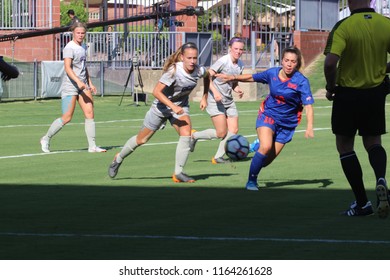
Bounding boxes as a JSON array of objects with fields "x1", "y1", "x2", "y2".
[
  {"x1": 54, "y1": 31, "x2": 185, "y2": 69},
  {"x1": 0, "y1": 60, "x2": 146, "y2": 101},
  {"x1": 0, "y1": 0, "x2": 53, "y2": 29}
]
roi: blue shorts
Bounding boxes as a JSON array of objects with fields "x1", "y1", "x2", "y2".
[
  {"x1": 61, "y1": 95, "x2": 74, "y2": 115},
  {"x1": 256, "y1": 113, "x2": 295, "y2": 144}
]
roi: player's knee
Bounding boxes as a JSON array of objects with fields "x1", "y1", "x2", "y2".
[
  {"x1": 216, "y1": 131, "x2": 227, "y2": 139},
  {"x1": 61, "y1": 116, "x2": 72, "y2": 125},
  {"x1": 136, "y1": 137, "x2": 149, "y2": 145}
]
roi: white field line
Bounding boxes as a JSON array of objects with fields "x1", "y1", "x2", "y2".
[
  {"x1": 0, "y1": 127, "x2": 331, "y2": 160},
  {"x1": 0, "y1": 105, "x2": 335, "y2": 129},
  {"x1": 0, "y1": 231, "x2": 389, "y2": 245}
]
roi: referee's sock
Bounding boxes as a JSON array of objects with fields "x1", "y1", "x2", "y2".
[
  {"x1": 340, "y1": 151, "x2": 368, "y2": 207},
  {"x1": 368, "y1": 144, "x2": 387, "y2": 182}
]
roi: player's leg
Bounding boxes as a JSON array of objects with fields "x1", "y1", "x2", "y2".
[
  {"x1": 108, "y1": 108, "x2": 160, "y2": 178},
  {"x1": 361, "y1": 88, "x2": 388, "y2": 218},
  {"x1": 190, "y1": 102, "x2": 225, "y2": 153},
  {"x1": 213, "y1": 112, "x2": 239, "y2": 162},
  {"x1": 78, "y1": 91, "x2": 106, "y2": 152},
  {"x1": 246, "y1": 126, "x2": 274, "y2": 190},
  {"x1": 171, "y1": 114, "x2": 195, "y2": 183},
  {"x1": 330, "y1": 89, "x2": 373, "y2": 216},
  {"x1": 364, "y1": 136, "x2": 389, "y2": 218},
  {"x1": 40, "y1": 95, "x2": 77, "y2": 153}
]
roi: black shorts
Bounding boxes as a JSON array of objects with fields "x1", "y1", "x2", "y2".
[{"x1": 331, "y1": 83, "x2": 387, "y2": 136}]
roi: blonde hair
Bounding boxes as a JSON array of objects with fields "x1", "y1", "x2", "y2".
[
  {"x1": 162, "y1": 42, "x2": 198, "y2": 72},
  {"x1": 70, "y1": 22, "x2": 87, "y2": 32}
]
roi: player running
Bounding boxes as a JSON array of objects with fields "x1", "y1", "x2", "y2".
[
  {"x1": 189, "y1": 36, "x2": 245, "y2": 164},
  {"x1": 108, "y1": 42, "x2": 210, "y2": 183},
  {"x1": 217, "y1": 46, "x2": 314, "y2": 191}
]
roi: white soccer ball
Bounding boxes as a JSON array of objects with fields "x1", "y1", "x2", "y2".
[{"x1": 225, "y1": 134, "x2": 250, "y2": 161}]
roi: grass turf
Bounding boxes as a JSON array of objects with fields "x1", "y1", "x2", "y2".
[{"x1": 1, "y1": 96, "x2": 390, "y2": 260}]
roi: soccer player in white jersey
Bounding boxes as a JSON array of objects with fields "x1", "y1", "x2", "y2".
[
  {"x1": 108, "y1": 42, "x2": 210, "y2": 183},
  {"x1": 189, "y1": 37, "x2": 245, "y2": 164},
  {"x1": 40, "y1": 22, "x2": 106, "y2": 153}
]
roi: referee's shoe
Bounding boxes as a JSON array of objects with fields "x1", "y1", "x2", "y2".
[{"x1": 376, "y1": 178, "x2": 390, "y2": 219}]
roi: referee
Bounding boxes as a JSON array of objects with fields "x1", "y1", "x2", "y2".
[{"x1": 324, "y1": 0, "x2": 390, "y2": 218}]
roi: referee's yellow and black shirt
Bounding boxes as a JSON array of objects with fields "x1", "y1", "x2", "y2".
[{"x1": 324, "y1": 8, "x2": 390, "y2": 89}]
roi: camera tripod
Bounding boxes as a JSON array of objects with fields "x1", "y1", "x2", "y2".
[{"x1": 119, "y1": 55, "x2": 146, "y2": 106}]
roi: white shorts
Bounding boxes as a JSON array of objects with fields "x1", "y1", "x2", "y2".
[
  {"x1": 206, "y1": 101, "x2": 238, "y2": 118},
  {"x1": 143, "y1": 105, "x2": 190, "y2": 131}
]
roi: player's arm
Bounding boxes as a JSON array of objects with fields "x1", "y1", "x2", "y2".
[
  {"x1": 304, "y1": 104, "x2": 314, "y2": 139},
  {"x1": 233, "y1": 84, "x2": 244, "y2": 98},
  {"x1": 200, "y1": 70, "x2": 210, "y2": 111},
  {"x1": 208, "y1": 68, "x2": 223, "y2": 102},
  {"x1": 152, "y1": 82, "x2": 184, "y2": 115},
  {"x1": 215, "y1": 73, "x2": 254, "y2": 83},
  {"x1": 324, "y1": 53, "x2": 339, "y2": 100},
  {"x1": 85, "y1": 68, "x2": 97, "y2": 94},
  {"x1": 64, "y1": 57, "x2": 86, "y2": 91}
]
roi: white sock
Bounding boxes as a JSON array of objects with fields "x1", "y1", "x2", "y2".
[
  {"x1": 175, "y1": 136, "x2": 191, "y2": 174},
  {"x1": 215, "y1": 131, "x2": 235, "y2": 158},
  {"x1": 44, "y1": 118, "x2": 64, "y2": 140},
  {"x1": 117, "y1": 136, "x2": 138, "y2": 163},
  {"x1": 193, "y1": 129, "x2": 217, "y2": 140},
  {"x1": 85, "y1": 119, "x2": 96, "y2": 148}
]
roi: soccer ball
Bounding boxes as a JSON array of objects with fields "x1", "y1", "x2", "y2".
[{"x1": 225, "y1": 134, "x2": 250, "y2": 161}]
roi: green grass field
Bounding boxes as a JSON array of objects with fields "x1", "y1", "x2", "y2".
[{"x1": 1, "y1": 95, "x2": 390, "y2": 260}]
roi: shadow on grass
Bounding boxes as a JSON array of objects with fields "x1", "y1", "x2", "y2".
[
  {"x1": 113, "y1": 172, "x2": 239, "y2": 181},
  {"x1": 1, "y1": 183, "x2": 390, "y2": 260},
  {"x1": 263, "y1": 178, "x2": 333, "y2": 188}
]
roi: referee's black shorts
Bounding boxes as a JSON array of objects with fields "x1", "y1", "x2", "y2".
[{"x1": 331, "y1": 82, "x2": 388, "y2": 136}]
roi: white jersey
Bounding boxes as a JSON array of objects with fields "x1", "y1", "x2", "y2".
[
  {"x1": 209, "y1": 54, "x2": 244, "y2": 106},
  {"x1": 61, "y1": 40, "x2": 88, "y2": 96},
  {"x1": 153, "y1": 62, "x2": 207, "y2": 111}
]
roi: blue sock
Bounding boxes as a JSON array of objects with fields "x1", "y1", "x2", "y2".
[{"x1": 248, "y1": 151, "x2": 267, "y2": 182}]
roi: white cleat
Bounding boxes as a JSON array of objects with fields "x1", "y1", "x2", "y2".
[
  {"x1": 88, "y1": 146, "x2": 107, "y2": 153},
  {"x1": 40, "y1": 137, "x2": 50, "y2": 153}
]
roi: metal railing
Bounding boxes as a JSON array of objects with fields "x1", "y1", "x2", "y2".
[
  {"x1": 55, "y1": 31, "x2": 185, "y2": 69},
  {"x1": 0, "y1": 0, "x2": 53, "y2": 29},
  {"x1": 250, "y1": 31, "x2": 294, "y2": 69}
]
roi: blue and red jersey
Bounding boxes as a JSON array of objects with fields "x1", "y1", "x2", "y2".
[{"x1": 252, "y1": 67, "x2": 314, "y2": 129}]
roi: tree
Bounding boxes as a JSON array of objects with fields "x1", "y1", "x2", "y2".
[{"x1": 60, "y1": 0, "x2": 88, "y2": 27}]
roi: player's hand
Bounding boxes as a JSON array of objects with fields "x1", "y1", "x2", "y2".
[
  {"x1": 199, "y1": 98, "x2": 207, "y2": 111},
  {"x1": 172, "y1": 105, "x2": 184, "y2": 115},
  {"x1": 213, "y1": 92, "x2": 223, "y2": 102},
  {"x1": 325, "y1": 85, "x2": 336, "y2": 101},
  {"x1": 77, "y1": 81, "x2": 87, "y2": 91},
  {"x1": 305, "y1": 128, "x2": 314, "y2": 139},
  {"x1": 90, "y1": 85, "x2": 97, "y2": 95},
  {"x1": 326, "y1": 90, "x2": 335, "y2": 101},
  {"x1": 215, "y1": 73, "x2": 231, "y2": 82},
  {"x1": 236, "y1": 89, "x2": 244, "y2": 99}
]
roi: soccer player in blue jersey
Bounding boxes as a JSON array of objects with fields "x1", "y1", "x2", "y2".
[{"x1": 216, "y1": 46, "x2": 314, "y2": 191}]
